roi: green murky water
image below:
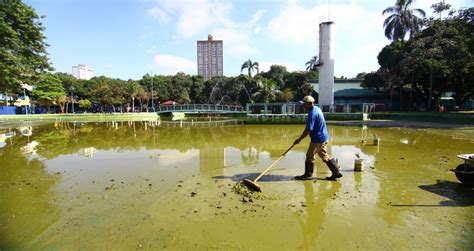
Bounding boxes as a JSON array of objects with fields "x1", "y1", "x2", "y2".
[{"x1": 0, "y1": 120, "x2": 473, "y2": 250}]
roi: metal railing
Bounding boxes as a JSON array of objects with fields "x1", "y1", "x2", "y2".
[{"x1": 156, "y1": 104, "x2": 244, "y2": 113}]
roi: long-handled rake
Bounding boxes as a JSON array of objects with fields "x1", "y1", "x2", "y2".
[{"x1": 242, "y1": 143, "x2": 296, "y2": 192}]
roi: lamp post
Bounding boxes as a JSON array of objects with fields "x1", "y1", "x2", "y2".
[
  {"x1": 69, "y1": 86, "x2": 75, "y2": 114},
  {"x1": 151, "y1": 73, "x2": 154, "y2": 111},
  {"x1": 132, "y1": 96, "x2": 135, "y2": 113},
  {"x1": 23, "y1": 86, "x2": 28, "y2": 115}
]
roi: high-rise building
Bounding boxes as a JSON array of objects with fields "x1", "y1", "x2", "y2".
[
  {"x1": 197, "y1": 34, "x2": 223, "y2": 81},
  {"x1": 72, "y1": 64, "x2": 94, "y2": 80}
]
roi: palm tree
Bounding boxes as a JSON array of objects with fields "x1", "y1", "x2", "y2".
[
  {"x1": 382, "y1": 0, "x2": 426, "y2": 42},
  {"x1": 305, "y1": 55, "x2": 319, "y2": 71},
  {"x1": 431, "y1": 0, "x2": 451, "y2": 19},
  {"x1": 253, "y1": 78, "x2": 277, "y2": 103},
  {"x1": 241, "y1": 59, "x2": 259, "y2": 78}
]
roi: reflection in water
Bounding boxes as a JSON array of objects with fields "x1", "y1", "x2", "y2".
[
  {"x1": 0, "y1": 134, "x2": 60, "y2": 248},
  {"x1": 0, "y1": 121, "x2": 472, "y2": 249},
  {"x1": 296, "y1": 181, "x2": 341, "y2": 249}
]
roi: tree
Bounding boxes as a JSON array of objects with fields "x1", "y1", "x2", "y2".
[
  {"x1": 170, "y1": 72, "x2": 192, "y2": 103},
  {"x1": 305, "y1": 55, "x2": 319, "y2": 71},
  {"x1": 55, "y1": 72, "x2": 78, "y2": 112},
  {"x1": 78, "y1": 99, "x2": 92, "y2": 111},
  {"x1": 400, "y1": 8, "x2": 474, "y2": 109},
  {"x1": 259, "y1": 65, "x2": 288, "y2": 89},
  {"x1": 431, "y1": 1, "x2": 451, "y2": 19},
  {"x1": 134, "y1": 87, "x2": 150, "y2": 112},
  {"x1": 253, "y1": 77, "x2": 277, "y2": 103},
  {"x1": 361, "y1": 71, "x2": 387, "y2": 92},
  {"x1": 241, "y1": 59, "x2": 259, "y2": 78},
  {"x1": 0, "y1": 0, "x2": 52, "y2": 94},
  {"x1": 190, "y1": 75, "x2": 206, "y2": 103},
  {"x1": 382, "y1": 0, "x2": 426, "y2": 42},
  {"x1": 377, "y1": 42, "x2": 405, "y2": 110},
  {"x1": 125, "y1": 80, "x2": 139, "y2": 112},
  {"x1": 355, "y1": 72, "x2": 368, "y2": 79},
  {"x1": 30, "y1": 73, "x2": 65, "y2": 112},
  {"x1": 283, "y1": 72, "x2": 314, "y2": 101}
]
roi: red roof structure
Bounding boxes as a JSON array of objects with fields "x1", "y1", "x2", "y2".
[{"x1": 160, "y1": 100, "x2": 177, "y2": 105}]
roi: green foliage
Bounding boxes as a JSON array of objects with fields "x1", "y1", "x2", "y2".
[
  {"x1": 30, "y1": 73, "x2": 65, "y2": 105},
  {"x1": 305, "y1": 56, "x2": 319, "y2": 71},
  {"x1": 259, "y1": 65, "x2": 288, "y2": 89},
  {"x1": 375, "y1": 7, "x2": 473, "y2": 109},
  {"x1": 78, "y1": 99, "x2": 92, "y2": 109},
  {"x1": 241, "y1": 59, "x2": 259, "y2": 78},
  {"x1": 431, "y1": 1, "x2": 451, "y2": 19},
  {"x1": 283, "y1": 71, "x2": 314, "y2": 101},
  {"x1": 88, "y1": 76, "x2": 128, "y2": 110},
  {"x1": 253, "y1": 77, "x2": 277, "y2": 103},
  {"x1": 361, "y1": 71, "x2": 386, "y2": 92},
  {"x1": 0, "y1": 0, "x2": 52, "y2": 93},
  {"x1": 382, "y1": 0, "x2": 426, "y2": 42}
]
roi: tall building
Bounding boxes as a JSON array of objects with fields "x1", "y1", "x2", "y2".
[
  {"x1": 197, "y1": 34, "x2": 223, "y2": 81},
  {"x1": 72, "y1": 64, "x2": 94, "y2": 80}
]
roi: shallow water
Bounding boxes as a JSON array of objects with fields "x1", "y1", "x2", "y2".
[{"x1": 0, "y1": 120, "x2": 473, "y2": 250}]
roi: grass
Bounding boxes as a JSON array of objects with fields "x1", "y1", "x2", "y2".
[
  {"x1": 370, "y1": 112, "x2": 474, "y2": 125},
  {"x1": 1, "y1": 111, "x2": 472, "y2": 125},
  {"x1": 0, "y1": 113, "x2": 159, "y2": 122}
]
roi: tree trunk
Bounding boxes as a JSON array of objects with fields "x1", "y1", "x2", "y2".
[
  {"x1": 399, "y1": 85, "x2": 403, "y2": 111},
  {"x1": 389, "y1": 85, "x2": 393, "y2": 111},
  {"x1": 428, "y1": 65, "x2": 433, "y2": 111}
]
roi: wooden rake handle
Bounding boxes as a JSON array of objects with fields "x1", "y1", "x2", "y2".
[{"x1": 253, "y1": 143, "x2": 296, "y2": 182}]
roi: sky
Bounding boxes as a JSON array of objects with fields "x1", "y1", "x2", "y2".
[{"x1": 25, "y1": 0, "x2": 472, "y2": 80}]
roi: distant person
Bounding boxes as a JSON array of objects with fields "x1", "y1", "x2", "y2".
[
  {"x1": 293, "y1": 96, "x2": 342, "y2": 181},
  {"x1": 438, "y1": 103, "x2": 445, "y2": 112}
]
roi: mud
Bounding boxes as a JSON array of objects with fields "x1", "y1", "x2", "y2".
[{"x1": 0, "y1": 121, "x2": 473, "y2": 250}]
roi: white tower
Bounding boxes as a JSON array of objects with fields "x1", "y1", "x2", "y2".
[{"x1": 318, "y1": 21, "x2": 335, "y2": 109}]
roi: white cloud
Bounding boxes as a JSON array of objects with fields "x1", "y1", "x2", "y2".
[
  {"x1": 259, "y1": 61, "x2": 298, "y2": 73},
  {"x1": 267, "y1": 3, "x2": 324, "y2": 45},
  {"x1": 156, "y1": 149, "x2": 199, "y2": 166},
  {"x1": 148, "y1": 54, "x2": 196, "y2": 75},
  {"x1": 149, "y1": 0, "x2": 264, "y2": 57},
  {"x1": 266, "y1": 1, "x2": 388, "y2": 77},
  {"x1": 147, "y1": 7, "x2": 171, "y2": 23},
  {"x1": 212, "y1": 28, "x2": 259, "y2": 56},
  {"x1": 146, "y1": 45, "x2": 157, "y2": 54}
]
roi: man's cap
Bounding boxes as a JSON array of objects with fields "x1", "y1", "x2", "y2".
[{"x1": 301, "y1": 95, "x2": 315, "y2": 103}]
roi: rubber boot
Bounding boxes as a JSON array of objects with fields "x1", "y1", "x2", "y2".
[
  {"x1": 325, "y1": 158, "x2": 342, "y2": 181},
  {"x1": 295, "y1": 162, "x2": 314, "y2": 180}
]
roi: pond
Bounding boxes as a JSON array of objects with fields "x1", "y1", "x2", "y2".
[{"x1": 0, "y1": 120, "x2": 473, "y2": 250}]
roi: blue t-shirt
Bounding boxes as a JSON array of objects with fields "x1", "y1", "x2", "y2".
[{"x1": 306, "y1": 106, "x2": 329, "y2": 143}]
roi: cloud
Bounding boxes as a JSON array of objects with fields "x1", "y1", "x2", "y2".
[
  {"x1": 148, "y1": 54, "x2": 196, "y2": 75},
  {"x1": 156, "y1": 149, "x2": 199, "y2": 166},
  {"x1": 146, "y1": 45, "x2": 157, "y2": 54},
  {"x1": 148, "y1": 0, "x2": 264, "y2": 57},
  {"x1": 147, "y1": 7, "x2": 171, "y2": 23},
  {"x1": 259, "y1": 61, "x2": 298, "y2": 73},
  {"x1": 267, "y1": 3, "x2": 323, "y2": 45},
  {"x1": 211, "y1": 28, "x2": 259, "y2": 56},
  {"x1": 266, "y1": 1, "x2": 388, "y2": 77},
  {"x1": 151, "y1": 0, "x2": 228, "y2": 38}
]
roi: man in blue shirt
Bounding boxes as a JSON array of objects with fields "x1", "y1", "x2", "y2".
[{"x1": 293, "y1": 95, "x2": 342, "y2": 181}]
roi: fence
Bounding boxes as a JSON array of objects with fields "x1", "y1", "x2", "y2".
[{"x1": 155, "y1": 104, "x2": 244, "y2": 113}]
